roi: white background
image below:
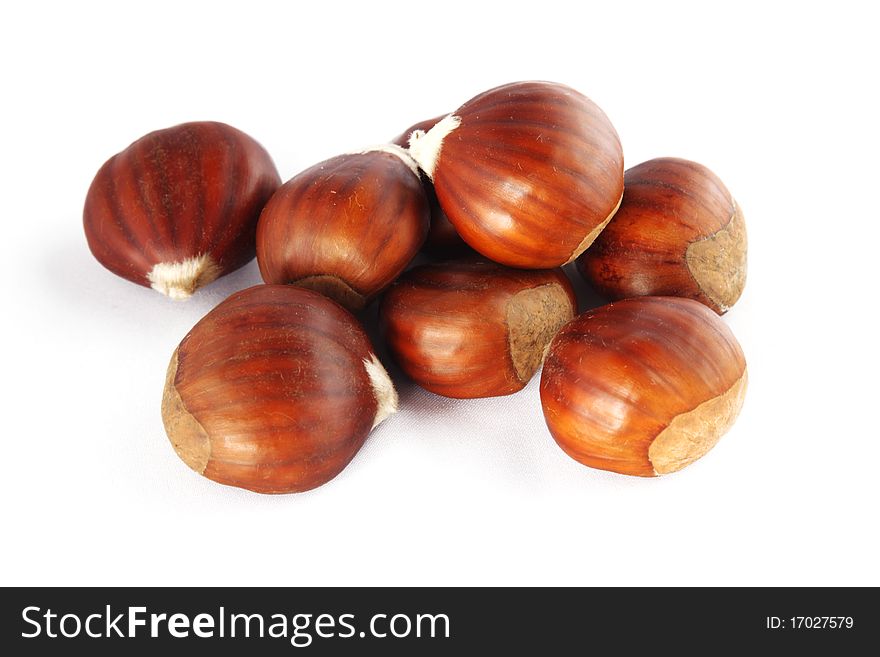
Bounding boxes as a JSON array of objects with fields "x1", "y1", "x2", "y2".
[{"x1": 2, "y1": 1, "x2": 878, "y2": 586}]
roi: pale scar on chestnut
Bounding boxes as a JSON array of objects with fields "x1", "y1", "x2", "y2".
[
  {"x1": 686, "y1": 202, "x2": 747, "y2": 313},
  {"x1": 161, "y1": 349, "x2": 210, "y2": 475},
  {"x1": 506, "y1": 283, "x2": 576, "y2": 382},
  {"x1": 649, "y1": 369, "x2": 748, "y2": 475}
]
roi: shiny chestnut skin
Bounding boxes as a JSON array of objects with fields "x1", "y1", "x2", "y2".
[
  {"x1": 392, "y1": 116, "x2": 472, "y2": 256},
  {"x1": 84, "y1": 121, "x2": 281, "y2": 299},
  {"x1": 541, "y1": 296, "x2": 747, "y2": 477},
  {"x1": 578, "y1": 157, "x2": 747, "y2": 314},
  {"x1": 380, "y1": 260, "x2": 577, "y2": 398},
  {"x1": 256, "y1": 149, "x2": 429, "y2": 311},
  {"x1": 407, "y1": 81, "x2": 624, "y2": 268},
  {"x1": 161, "y1": 285, "x2": 398, "y2": 494}
]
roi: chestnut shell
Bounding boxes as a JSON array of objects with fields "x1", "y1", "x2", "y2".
[
  {"x1": 380, "y1": 260, "x2": 577, "y2": 398},
  {"x1": 413, "y1": 81, "x2": 624, "y2": 268},
  {"x1": 540, "y1": 296, "x2": 747, "y2": 476},
  {"x1": 577, "y1": 157, "x2": 747, "y2": 314},
  {"x1": 83, "y1": 121, "x2": 281, "y2": 298},
  {"x1": 162, "y1": 285, "x2": 396, "y2": 494},
  {"x1": 256, "y1": 150, "x2": 429, "y2": 310}
]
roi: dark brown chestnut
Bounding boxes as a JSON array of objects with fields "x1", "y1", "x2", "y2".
[
  {"x1": 407, "y1": 81, "x2": 624, "y2": 268},
  {"x1": 256, "y1": 147, "x2": 429, "y2": 311},
  {"x1": 577, "y1": 157, "x2": 747, "y2": 314},
  {"x1": 380, "y1": 260, "x2": 577, "y2": 398},
  {"x1": 161, "y1": 285, "x2": 398, "y2": 494},
  {"x1": 83, "y1": 121, "x2": 281, "y2": 299},
  {"x1": 392, "y1": 116, "x2": 472, "y2": 256},
  {"x1": 541, "y1": 296, "x2": 747, "y2": 477}
]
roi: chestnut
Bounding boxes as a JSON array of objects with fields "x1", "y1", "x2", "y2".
[
  {"x1": 392, "y1": 116, "x2": 472, "y2": 256},
  {"x1": 540, "y1": 296, "x2": 747, "y2": 476},
  {"x1": 161, "y1": 285, "x2": 398, "y2": 494},
  {"x1": 380, "y1": 260, "x2": 577, "y2": 398},
  {"x1": 577, "y1": 157, "x2": 747, "y2": 314},
  {"x1": 407, "y1": 81, "x2": 624, "y2": 268},
  {"x1": 256, "y1": 147, "x2": 429, "y2": 311},
  {"x1": 83, "y1": 121, "x2": 281, "y2": 299}
]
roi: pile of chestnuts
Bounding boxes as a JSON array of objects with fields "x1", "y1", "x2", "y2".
[{"x1": 84, "y1": 80, "x2": 747, "y2": 494}]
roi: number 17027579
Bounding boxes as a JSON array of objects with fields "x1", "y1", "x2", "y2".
[{"x1": 766, "y1": 617, "x2": 854, "y2": 630}]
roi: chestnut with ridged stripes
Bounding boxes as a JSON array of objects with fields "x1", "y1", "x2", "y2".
[
  {"x1": 577, "y1": 157, "x2": 747, "y2": 314},
  {"x1": 161, "y1": 285, "x2": 398, "y2": 494},
  {"x1": 256, "y1": 148, "x2": 429, "y2": 311},
  {"x1": 540, "y1": 297, "x2": 747, "y2": 476},
  {"x1": 83, "y1": 121, "x2": 281, "y2": 299},
  {"x1": 380, "y1": 260, "x2": 577, "y2": 398},
  {"x1": 407, "y1": 81, "x2": 624, "y2": 268}
]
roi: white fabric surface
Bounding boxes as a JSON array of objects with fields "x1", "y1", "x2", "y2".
[{"x1": 2, "y1": 0, "x2": 878, "y2": 586}]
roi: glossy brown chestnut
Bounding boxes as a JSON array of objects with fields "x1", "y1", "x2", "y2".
[
  {"x1": 577, "y1": 157, "x2": 747, "y2": 314},
  {"x1": 392, "y1": 116, "x2": 471, "y2": 256},
  {"x1": 380, "y1": 260, "x2": 577, "y2": 398},
  {"x1": 407, "y1": 81, "x2": 624, "y2": 268},
  {"x1": 84, "y1": 121, "x2": 281, "y2": 299},
  {"x1": 161, "y1": 285, "x2": 398, "y2": 494},
  {"x1": 541, "y1": 297, "x2": 747, "y2": 477},
  {"x1": 256, "y1": 148, "x2": 429, "y2": 311}
]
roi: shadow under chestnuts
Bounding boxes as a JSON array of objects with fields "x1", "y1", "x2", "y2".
[{"x1": 84, "y1": 80, "x2": 749, "y2": 493}]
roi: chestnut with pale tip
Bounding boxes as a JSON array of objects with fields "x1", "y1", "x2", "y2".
[
  {"x1": 256, "y1": 146, "x2": 430, "y2": 311},
  {"x1": 540, "y1": 296, "x2": 747, "y2": 476},
  {"x1": 83, "y1": 121, "x2": 281, "y2": 299},
  {"x1": 577, "y1": 157, "x2": 747, "y2": 314},
  {"x1": 392, "y1": 116, "x2": 472, "y2": 256},
  {"x1": 161, "y1": 285, "x2": 398, "y2": 494},
  {"x1": 406, "y1": 81, "x2": 624, "y2": 268},
  {"x1": 380, "y1": 260, "x2": 577, "y2": 398}
]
